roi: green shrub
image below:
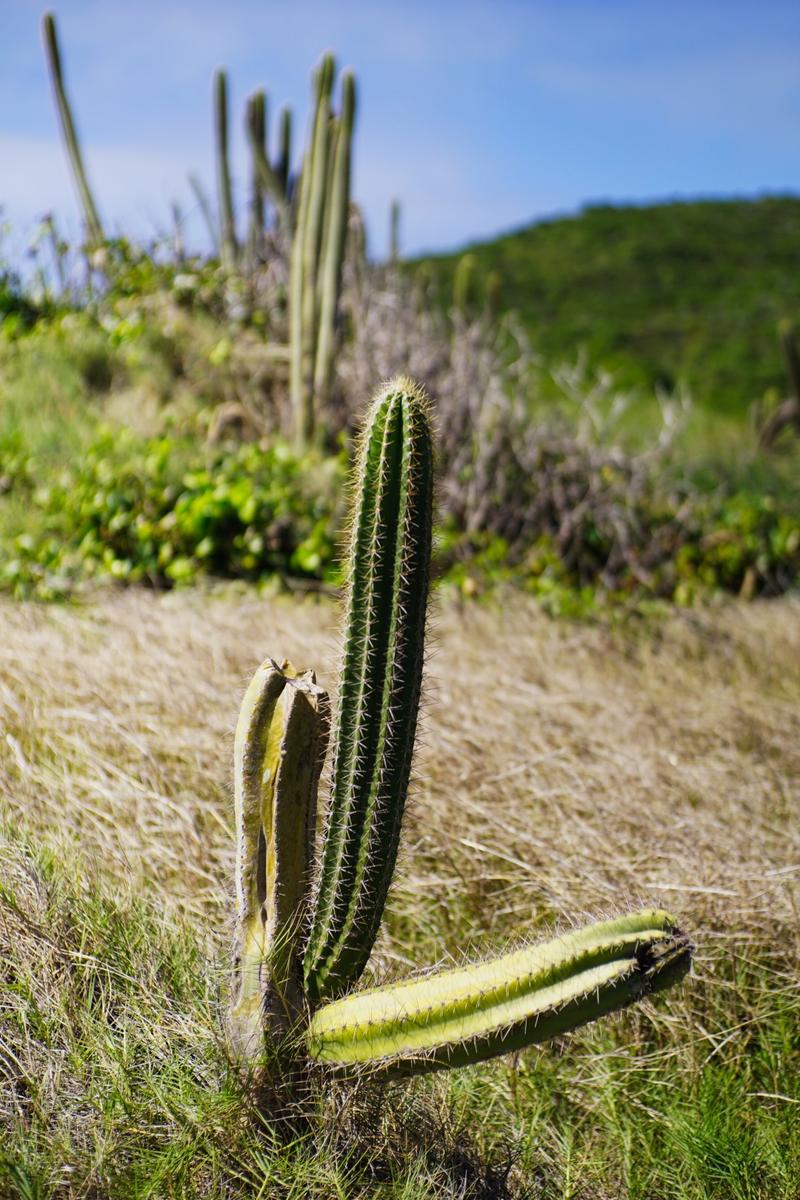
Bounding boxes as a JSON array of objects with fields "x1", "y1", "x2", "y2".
[{"x1": 0, "y1": 431, "x2": 344, "y2": 599}]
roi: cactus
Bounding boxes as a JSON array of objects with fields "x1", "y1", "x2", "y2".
[
  {"x1": 277, "y1": 106, "x2": 293, "y2": 200},
  {"x1": 288, "y1": 57, "x2": 357, "y2": 448},
  {"x1": 313, "y1": 72, "x2": 356, "y2": 411},
  {"x1": 389, "y1": 198, "x2": 401, "y2": 263},
  {"x1": 304, "y1": 378, "x2": 433, "y2": 1004},
  {"x1": 309, "y1": 911, "x2": 692, "y2": 1077},
  {"x1": 230, "y1": 659, "x2": 329, "y2": 1055},
  {"x1": 42, "y1": 12, "x2": 104, "y2": 248},
  {"x1": 214, "y1": 69, "x2": 238, "y2": 269},
  {"x1": 229, "y1": 378, "x2": 692, "y2": 1094},
  {"x1": 247, "y1": 94, "x2": 291, "y2": 231},
  {"x1": 246, "y1": 90, "x2": 267, "y2": 257}
]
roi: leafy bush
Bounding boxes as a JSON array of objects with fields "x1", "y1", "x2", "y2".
[{"x1": 0, "y1": 432, "x2": 344, "y2": 599}]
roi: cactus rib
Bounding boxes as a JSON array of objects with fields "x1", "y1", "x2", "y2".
[
  {"x1": 230, "y1": 659, "x2": 329, "y2": 1055},
  {"x1": 308, "y1": 910, "x2": 692, "y2": 1077},
  {"x1": 304, "y1": 379, "x2": 434, "y2": 1005}
]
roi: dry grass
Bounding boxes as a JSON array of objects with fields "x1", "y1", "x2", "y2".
[
  {"x1": 0, "y1": 588, "x2": 798, "y2": 1197},
  {"x1": 1, "y1": 589, "x2": 797, "y2": 945}
]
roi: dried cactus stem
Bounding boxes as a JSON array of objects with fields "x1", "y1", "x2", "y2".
[
  {"x1": 214, "y1": 69, "x2": 238, "y2": 269},
  {"x1": 308, "y1": 910, "x2": 693, "y2": 1077},
  {"x1": 304, "y1": 378, "x2": 434, "y2": 1005},
  {"x1": 230, "y1": 660, "x2": 329, "y2": 1058},
  {"x1": 42, "y1": 12, "x2": 104, "y2": 248}
]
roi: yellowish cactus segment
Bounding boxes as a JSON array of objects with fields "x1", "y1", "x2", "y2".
[{"x1": 230, "y1": 659, "x2": 329, "y2": 1056}]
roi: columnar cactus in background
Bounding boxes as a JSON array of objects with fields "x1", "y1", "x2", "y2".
[
  {"x1": 289, "y1": 58, "x2": 357, "y2": 448},
  {"x1": 214, "y1": 70, "x2": 238, "y2": 269},
  {"x1": 389, "y1": 198, "x2": 401, "y2": 264},
  {"x1": 245, "y1": 90, "x2": 267, "y2": 258},
  {"x1": 229, "y1": 377, "x2": 693, "y2": 1090},
  {"x1": 42, "y1": 12, "x2": 104, "y2": 249}
]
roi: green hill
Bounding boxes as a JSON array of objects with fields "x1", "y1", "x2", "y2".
[{"x1": 416, "y1": 196, "x2": 800, "y2": 413}]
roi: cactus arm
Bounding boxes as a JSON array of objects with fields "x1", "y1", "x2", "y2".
[
  {"x1": 290, "y1": 57, "x2": 334, "y2": 448},
  {"x1": 389, "y1": 198, "x2": 401, "y2": 263},
  {"x1": 298, "y1": 55, "x2": 335, "y2": 444},
  {"x1": 304, "y1": 379, "x2": 434, "y2": 1005},
  {"x1": 230, "y1": 660, "x2": 329, "y2": 1055},
  {"x1": 314, "y1": 72, "x2": 356, "y2": 409},
  {"x1": 277, "y1": 106, "x2": 293, "y2": 201},
  {"x1": 42, "y1": 12, "x2": 104, "y2": 248},
  {"x1": 214, "y1": 69, "x2": 238, "y2": 269},
  {"x1": 308, "y1": 910, "x2": 693, "y2": 1077},
  {"x1": 248, "y1": 95, "x2": 291, "y2": 232},
  {"x1": 246, "y1": 89, "x2": 267, "y2": 255}
]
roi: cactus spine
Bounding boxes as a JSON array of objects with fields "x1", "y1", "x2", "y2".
[
  {"x1": 309, "y1": 911, "x2": 692, "y2": 1076},
  {"x1": 42, "y1": 12, "x2": 104, "y2": 249},
  {"x1": 230, "y1": 660, "x2": 329, "y2": 1055},
  {"x1": 214, "y1": 69, "x2": 237, "y2": 269},
  {"x1": 303, "y1": 379, "x2": 433, "y2": 1004}
]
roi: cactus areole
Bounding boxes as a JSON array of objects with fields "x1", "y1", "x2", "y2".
[{"x1": 228, "y1": 377, "x2": 693, "y2": 1086}]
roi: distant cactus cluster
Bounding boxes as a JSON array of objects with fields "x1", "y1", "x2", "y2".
[
  {"x1": 229, "y1": 378, "x2": 693, "y2": 1098},
  {"x1": 41, "y1": 13, "x2": 359, "y2": 451}
]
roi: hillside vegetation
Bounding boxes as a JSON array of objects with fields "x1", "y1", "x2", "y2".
[{"x1": 416, "y1": 196, "x2": 800, "y2": 412}]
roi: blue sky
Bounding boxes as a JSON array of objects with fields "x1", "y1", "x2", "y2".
[{"x1": 2, "y1": 0, "x2": 799, "y2": 259}]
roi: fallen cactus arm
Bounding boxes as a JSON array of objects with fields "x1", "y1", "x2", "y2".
[
  {"x1": 229, "y1": 659, "x2": 329, "y2": 1056},
  {"x1": 307, "y1": 910, "x2": 693, "y2": 1078}
]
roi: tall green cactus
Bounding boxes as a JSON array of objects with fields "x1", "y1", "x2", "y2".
[
  {"x1": 229, "y1": 377, "x2": 692, "y2": 1095},
  {"x1": 42, "y1": 12, "x2": 104, "y2": 249},
  {"x1": 246, "y1": 89, "x2": 267, "y2": 258},
  {"x1": 313, "y1": 72, "x2": 356, "y2": 411},
  {"x1": 304, "y1": 379, "x2": 433, "y2": 1004},
  {"x1": 289, "y1": 57, "x2": 356, "y2": 448},
  {"x1": 214, "y1": 69, "x2": 238, "y2": 269},
  {"x1": 277, "y1": 106, "x2": 293, "y2": 200}
]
